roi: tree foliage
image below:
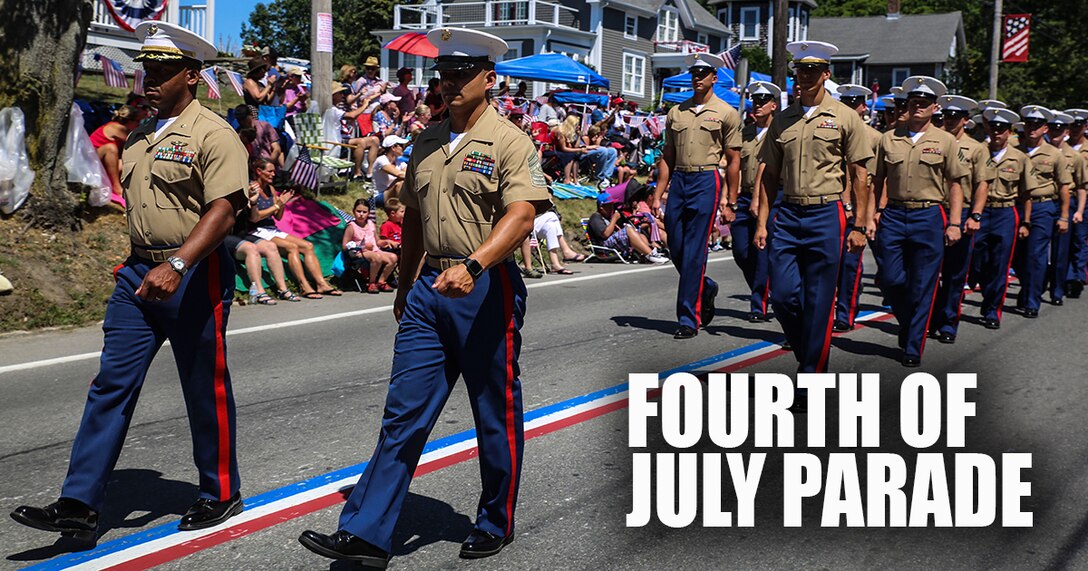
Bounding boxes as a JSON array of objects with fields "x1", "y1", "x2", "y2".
[
  {"x1": 241, "y1": 0, "x2": 401, "y2": 68},
  {"x1": 813, "y1": 0, "x2": 1088, "y2": 109}
]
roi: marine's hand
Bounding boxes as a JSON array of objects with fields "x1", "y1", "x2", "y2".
[
  {"x1": 433, "y1": 264, "x2": 475, "y2": 298},
  {"x1": 135, "y1": 263, "x2": 182, "y2": 302}
]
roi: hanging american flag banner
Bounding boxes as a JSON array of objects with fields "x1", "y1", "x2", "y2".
[
  {"x1": 1002, "y1": 14, "x2": 1031, "y2": 63},
  {"x1": 290, "y1": 146, "x2": 319, "y2": 190},
  {"x1": 199, "y1": 66, "x2": 221, "y2": 100},
  {"x1": 224, "y1": 69, "x2": 245, "y2": 97},
  {"x1": 719, "y1": 43, "x2": 743, "y2": 70},
  {"x1": 96, "y1": 55, "x2": 129, "y2": 89},
  {"x1": 101, "y1": 0, "x2": 169, "y2": 32},
  {"x1": 133, "y1": 69, "x2": 145, "y2": 95}
]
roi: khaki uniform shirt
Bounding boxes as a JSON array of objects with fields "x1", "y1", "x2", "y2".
[
  {"x1": 1019, "y1": 141, "x2": 1071, "y2": 199},
  {"x1": 951, "y1": 134, "x2": 996, "y2": 205},
  {"x1": 1059, "y1": 141, "x2": 1086, "y2": 190},
  {"x1": 665, "y1": 94, "x2": 742, "y2": 168},
  {"x1": 739, "y1": 123, "x2": 769, "y2": 193},
  {"x1": 760, "y1": 96, "x2": 874, "y2": 198},
  {"x1": 400, "y1": 106, "x2": 551, "y2": 258},
  {"x1": 875, "y1": 126, "x2": 967, "y2": 203},
  {"x1": 121, "y1": 100, "x2": 248, "y2": 249},
  {"x1": 988, "y1": 146, "x2": 1033, "y2": 203}
]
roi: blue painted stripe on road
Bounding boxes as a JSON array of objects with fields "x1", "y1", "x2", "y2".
[{"x1": 25, "y1": 339, "x2": 774, "y2": 570}]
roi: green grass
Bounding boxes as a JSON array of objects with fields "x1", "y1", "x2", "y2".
[{"x1": 76, "y1": 72, "x2": 245, "y2": 110}]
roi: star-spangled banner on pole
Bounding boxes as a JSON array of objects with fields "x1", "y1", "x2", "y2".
[
  {"x1": 1002, "y1": 14, "x2": 1031, "y2": 63},
  {"x1": 225, "y1": 70, "x2": 245, "y2": 97},
  {"x1": 96, "y1": 55, "x2": 129, "y2": 89},
  {"x1": 199, "y1": 66, "x2": 221, "y2": 100},
  {"x1": 290, "y1": 146, "x2": 319, "y2": 190},
  {"x1": 720, "y1": 43, "x2": 742, "y2": 70},
  {"x1": 133, "y1": 69, "x2": 145, "y2": 95},
  {"x1": 101, "y1": 0, "x2": 169, "y2": 32}
]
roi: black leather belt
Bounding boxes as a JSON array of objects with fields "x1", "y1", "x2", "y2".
[
  {"x1": 674, "y1": 164, "x2": 719, "y2": 173},
  {"x1": 132, "y1": 244, "x2": 181, "y2": 262},
  {"x1": 888, "y1": 199, "x2": 940, "y2": 210},
  {"x1": 782, "y1": 194, "x2": 841, "y2": 206},
  {"x1": 1031, "y1": 195, "x2": 1056, "y2": 203}
]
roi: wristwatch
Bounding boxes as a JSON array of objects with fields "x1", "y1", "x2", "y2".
[
  {"x1": 724, "y1": 202, "x2": 738, "y2": 211},
  {"x1": 167, "y1": 256, "x2": 189, "y2": 277},
  {"x1": 844, "y1": 203, "x2": 854, "y2": 212},
  {"x1": 849, "y1": 226, "x2": 867, "y2": 235},
  {"x1": 970, "y1": 212, "x2": 982, "y2": 222},
  {"x1": 463, "y1": 258, "x2": 485, "y2": 280}
]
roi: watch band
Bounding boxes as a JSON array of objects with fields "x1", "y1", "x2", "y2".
[
  {"x1": 463, "y1": 258, "x2": 485, "y2": 280},
  {"x1": 849, "y1": 226, "x2": 867, "y2": 235}
]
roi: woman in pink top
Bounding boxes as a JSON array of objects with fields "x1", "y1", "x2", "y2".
[{"x1": 342, "y1": 199, "x2": 398, "y2": 293}]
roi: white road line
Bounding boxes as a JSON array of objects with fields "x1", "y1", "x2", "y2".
[{"x1": 0, "y1": 256, "x2": 733, "y2": 376}]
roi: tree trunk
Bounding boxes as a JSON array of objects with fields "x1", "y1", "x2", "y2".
[{"x1": 0, "y1": 0, "x2": 93, "y2": 230}]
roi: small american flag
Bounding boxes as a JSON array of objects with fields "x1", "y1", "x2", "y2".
[
  {"x1": 1002, "y1": 14, "x2": 1031, "y2": 63},
  {"x1": 225, "y1": 69, "x2": 245, "y2": 97},
  {"x1": 97, "y1": 55, "x2": 129, "y2": 89},
  {"x1": 133, "y1": 69, "x2": 145, "y2": 95},
  {"x1": 290, "y1": 146, "x2": 319, "y2": 190},
  {"x1": 199, "y1": 66, "x2": 221, "y2": 100},
  {"x1": 720, "y1": 43, "x2": 742, "y2": 70}
]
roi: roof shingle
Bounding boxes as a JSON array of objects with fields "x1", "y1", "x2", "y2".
[{"x1": 808, "y1": 12, "x2": 963, "y2": 65}]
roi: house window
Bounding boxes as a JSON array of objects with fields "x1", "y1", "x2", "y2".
[
  {"x1": 697, "y1": 33, "x2": 708, "y2": 46},
  {"x1": 622, "y1": 52, "x2": 645, "y2": 96},
  {"x1": 739, "y1": 7, "x2": 760, "y2": 41},
  {"x1": 500, "y1": 45, "x2": 521, "y2": 62},
  {"x1": 891, "y1": 67, "x2": 910, "y2": 87},
  {"x1": 717, "y1": 8, "x2": 730, "y2": 26},
  {"x1": 788, "y1": 6, "x2": 797, "y2": 41},
  {"x1": 624, "y1": 14, "x2": 638, "y2": 40},
  {"x1": 656, "y1": 8, "x2": 679, "y2": 42},
  {"x1": 800, "y1": 11, "x2": 809, "y2": 40},
  {"x1": 401, "y1": 54, "x2": 435, "y2": 86}
]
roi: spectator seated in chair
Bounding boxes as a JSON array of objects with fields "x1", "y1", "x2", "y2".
[
  {"x1": 532, "y1": 209, "x2": 586, "y2": 274},
  {"x1": 329, "y1": 82, "x2": 381, "y2": 181},
  {"x1": 89, "y1": 105, "x2": 142, "y2": 199},
  {"x1": 342, "y1": 199, "x2": 398, "y2": 293},
  {"x1": 370, "y1": 135, "x2": 408, "y2": 210},
  {"x1": 588, "y1": 192, "x2": 668, "y2": 264},
  {"x1": 248, "y1": 158, "x2": 343, "y2": 299},
  {"x1": 379, "y1": 198, "x2": 404, "y2": 254},
  {"x1": 234, "y1": 104, "x2": 283, "y2": 168}
]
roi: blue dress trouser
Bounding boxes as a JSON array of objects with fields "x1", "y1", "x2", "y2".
[
  {"x1": 1047, "y1": 214, "x2": 1072, "y2": 301},
  {"x1": 1016, "y1": 200, "x2": 1058, "y2": 311},
  {"x1": 972, "y1": 206, "x2": 1020, "y2": 322},
  {"x1": 931, "y1": 224, "x2": 975, "y2": 337},
  {"x1": 61, "y1": 245, "x2": 239, "y2": 512},
  {"x1": 768, "y1": 201, "x2": 845, "y2": 373},
  {"x1": 834, "y1": 219, "x2": 864, "y2": 328},
  {"x1": 339, "y1": 262, "x2": 526, "y2": 552},
  {"x1": 665, "y1": 170, "x2": 721, "y2": 329},
  {"x1": 1067, "y1": 197, "x2": 1088, "y2": 285},
  {"x1": 729, "y1": 192, "x2": 771, "y2": 317},
  {"x1": 876, "y1": 205, "x2": 945, "y2": 360}
]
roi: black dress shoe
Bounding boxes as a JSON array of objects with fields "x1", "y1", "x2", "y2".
[
  {"x1": 10, "y1": 498, "x2": 98, "y2": 540},
  {"x1": 178, "y1": 492, "x2": 243, "y2": 531},
  {"x1": 901, "y1": 356, "x2": 921, "y2": 368},
  {"x1": 673, "y1": 326, "x2": 698, "y2": 339},
  {"x1": 981, "y1": 317, "x2": 1001, "y2": 330},
  {"x1": 1022, "y1": 308, "x2": 1039, "y2": 318},
  {"x1": 749, "y1": 312, "x2": 771, "y2": 323},
  {"x1": 460, "y1": 529, "x2": 514, "y2": 559},
  {"x1": 935, "y1": 331, "x2": 956, "y2": 344},
  {"x1": 299, "y1": 530, "x2": 391, "y2": 567},
  {"x1": 700, "y1": 283, "x2": 719, "y2": 328},
  {"x1": 780, "y1": 340, "x2": 792, "y2": 351},
  {"x1": 1068, "y1": 281, "x2": 1083, "y2": 298},
  {"x1": 1051, "y1": 296, "x2": 1064, "y2": 306},
  {"x1": 832, "y1": 321, "x2": 852, "y2": 332}
]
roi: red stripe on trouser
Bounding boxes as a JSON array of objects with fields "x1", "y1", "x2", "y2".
[
  {"x1": 954, "y1": 241, "x2": 973, "y2": 324},
  {"x1": 817, "y1": 204, "x2": 846, "y2": 373},
  {"x1": 497, "y1": 264, "x2": 517, "y2": 536},
  {"x1": 694, "y1": 171, "x2": 723, "y2": 327},
  {"x1": 919, "y1": 208, "x2": 948, "y2": 357},
  {"x1": 762, "y1": 277, "x2": 770, "y2": 314},
  {"x1": 112, "y1": 263, "x2": 124, "y2": 282},
  {"x1": 848, "y1": 256, "x2": 863, "y2": 325},
  {"x1": 997, "y1": 208, "x2": 1020, "y2": 320},
  {"x1": 205, "y1": 250, "x2": 231, "y2": 500}
]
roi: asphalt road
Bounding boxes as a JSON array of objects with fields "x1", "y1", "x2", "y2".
[{"x1": 2, "y1": 251, "x2": 1087, "y2": 570}]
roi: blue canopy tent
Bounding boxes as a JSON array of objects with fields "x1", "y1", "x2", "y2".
[
  {"x1": 662, "y1": 69, "x2": 791, "y2": 91},
  {"x1": 495, "y1": 53, "x2": 610, "y2": 89},
  {"x1": 553, "y1": 91, "x2": 610, "y2": 106},
  {"x1": 661, "y1": 86, "x2": 744, "y2": 107}
]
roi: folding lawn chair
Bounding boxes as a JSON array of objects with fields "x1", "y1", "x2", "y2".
[
  {"x1": 293, "y1": 112, "x2": 356, "y2": 196},
  {"x1": 580, "y1": 217, "x2": 631, "y2": 264}
]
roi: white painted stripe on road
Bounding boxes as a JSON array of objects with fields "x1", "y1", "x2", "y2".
[{"x1": 0, "y1": 256, "x2": 732, "y2": 376}]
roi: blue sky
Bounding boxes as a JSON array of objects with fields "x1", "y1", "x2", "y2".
[{"x1": 208, "y1": 0, "x2": 262, "y2": 54}]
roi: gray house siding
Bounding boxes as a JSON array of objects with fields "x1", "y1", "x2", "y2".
[{"x1": 600, "y1": 7, "x2": 654, "y2": 104}]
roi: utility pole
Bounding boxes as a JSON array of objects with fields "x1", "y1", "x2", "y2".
[
  {"x1": 311, "y1": 0, "x2": 333, "y2": 114},
  {"x1": 736, "y1": 58, "x2": 749, "y2": 113},
  {"x1": 771, "y1": 0, "x2": 788, "y2": 90},
  {"x1": 989, "y1": 0, "x2": 1003, "y2": 99}
]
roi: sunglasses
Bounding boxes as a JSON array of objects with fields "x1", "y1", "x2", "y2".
[
  {"x1": 690, "y1": 68, "x2": 715, "y2": 78},
  {"x1": 1025, "y1": 119, "x2": 1047, "y2": 127},
  {"x1": 990, "y1": 123, "x2": 1011, "y2": 132},
  {"x1": 840, "y1": 97, "x2": 865, "y2": 106},
  {"x1": 1074, "y1": 121, "x2": 1087, "y2": 127},
  {"x1": 894, "y1": 100, "x2": 908, "y2": 110},
  {"x1": 751, "y1": 96, "x2": 775, "y2": 105},
  {"x1": 1048, "y1": 123, "x2": 1068, "y2": 129},
  {"x1": 946, "y1": 111, "x2": 970, "y2": 119}
]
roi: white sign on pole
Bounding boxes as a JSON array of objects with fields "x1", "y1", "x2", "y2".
[{"x1": 317, "y1": 13, "x2": 333, "y2": 53}]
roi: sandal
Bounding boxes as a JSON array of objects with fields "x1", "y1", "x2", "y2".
[
  {"x1": 377, "y1": 282, "x2": 394, "y2": 292},
  {"x1": 551, "y1": 267, "x2": 575, "y2": 275},
  {"x1": 563, "y1": 254, "x2": 587, "y2": 263},
  {"x1": 367, "y1": 283, "x2": 381, "y2": 294},
  {"x1": 300, "y1": 290, "x2": 324, "y2": 299},
  {"x1": 317, "y1": 287, "x2": 343, "y2": 296},
  {"x1": 276, "y1": 289, "x2": 302, "y2": 302},
  {"x1": 253, "y1": 292, "x2": 277, "y2": 305},
  {"x1": 521, "y1": 267, "x2": 544, "y2": 279}
]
